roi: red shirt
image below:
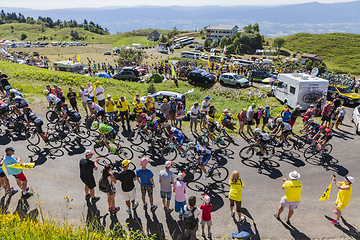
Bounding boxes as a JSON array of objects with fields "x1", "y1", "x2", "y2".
[
  {"x1": 200, "y1": 203, "x2": 212, "y2": 221},
  {"x1": 324, "y1": 128, "x2": 333, "y2": 137}
]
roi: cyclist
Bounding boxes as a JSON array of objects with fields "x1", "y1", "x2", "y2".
[
  {"x1": 92, "y1": 121, "x2": 118, "y2": 153},
  {"x1": 188, "y1": 142, "x2": 212, "y2": 179},
  {"x1": 10, "y1": 95, "x2": 28, "y2": 115},
  {"x1": 0, "y1": 99, "x2": 10, "y2": 126},
  {"x1": 302, "y1": 118, "x2": 320, "y2": 136},
  {"x1": 87, "y1": 98, "x2": 105, "y2": 122},
  {"x1": 149, "y1": 106, "x2": 166, "y2": 129},
  {"x1": 134, "y1": 113, "x2": 158, "y2": 139},
  {"x1": 273, "y1": 118, "x2": 292, "y2": 147},
  {"x1": 164, "y1": 123, "x2": 188, "y2": 159},
  {"x1": 60, "y1": 103, "x2": 81, "y2": 127},
  {"x1": 23, "y1": 106, "x2": 48, "y2": 145},
  {"x1": 7, "y1": 88, "x2": 22, "y2": 98},
  {"x1": 312, "y1": 126, "x2": 333, "y2": 156},
  {"x1": 204, "y1": 115, "x2": 221, "y2": 146},
  {"x1": 246, "y1": 128, "x2": 271, "y2": 159},
  {"x1": 44, "y1": 90, "x2": 63, "y2": 115}
]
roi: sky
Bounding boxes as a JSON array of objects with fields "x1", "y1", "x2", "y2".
[{"x1": 0, "y1": 0, "x2": 356, "y2": 9}]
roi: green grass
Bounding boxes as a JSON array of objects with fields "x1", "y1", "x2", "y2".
[
  {"x1": 283, "y1": 33, "x2": 360, "y2": 75},
  {"x1": 113, "y1": 36, "x2": 153, "y2": 47}
]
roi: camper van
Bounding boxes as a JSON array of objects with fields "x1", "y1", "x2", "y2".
[
  {"x1": 53, "y1": 61, "x2": 84, "y2": 74},
  {"x1": 271, "y1": 73, "x2": 329, "y2": 109}
]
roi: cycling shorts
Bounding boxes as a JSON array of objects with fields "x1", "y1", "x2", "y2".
[
  {"x1": 156, "y1": 118, "x2": 166, "y2": 125},
  {"x1": 200, "y1": 154, "x2": 211, "y2": 166},
  {"x1": 16, "y1": 102, "x2": 28, "y2": 109},
  {"x1": 96, "y1": 109, "x2": 105, "y2": 118},
  {"x1": 259, "y1": 139, "x2": 269, "y2": 148},
  {"x1": 105, "y1": 130, "x2": 116, "y2": 141},
  {"x1": 146, "y1": 123, "x2": 157, "y2": 130},
  {"x1": 34, "y1": 118, "x2": 44, "y2": 134},
  {"x1": 282, "y1": 130, "x2": 292, "y2": 137},
  {"x1": 175, "y1": 135, "x2": 185, "y2": 146},
  {"x1": 0, "y1": 105, "x2": 9, "y2": 114},
  {"x1": 56, "y1": 101, "x2": 63, "y2": 112},
  {"x1": 320, "y1": 135, "x2": 332, "y2": 143},
  {"x1": 209, "y1": 125, "x2": 216, "y2": 133}
]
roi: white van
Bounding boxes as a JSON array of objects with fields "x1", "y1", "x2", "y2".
[{"x1": 271, "y1": 73, "x2": 329, "y2": 109}]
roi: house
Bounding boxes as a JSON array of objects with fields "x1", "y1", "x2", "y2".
[
  {"x1": 301, "y1": 53, "x2": 323, "y2": 65},
  {"x1": 147, "y1": 30, "x2": 161, "y2": 41},
  {"x1": 205, "y1": 25, "x2": 238, "y2": 42}
]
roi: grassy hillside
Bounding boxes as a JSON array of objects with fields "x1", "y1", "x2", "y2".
[{"x1": 283, "y1": 33, "x2": 360, "y2": 75}]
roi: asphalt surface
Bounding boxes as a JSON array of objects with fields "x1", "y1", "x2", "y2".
[{"x1": 0, "y1": 108, "x2": 359, "y2": 240}]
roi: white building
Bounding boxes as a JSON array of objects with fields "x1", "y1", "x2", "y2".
[{"x1": 206, "y1": 25, "x2": 238, "y2": 42}]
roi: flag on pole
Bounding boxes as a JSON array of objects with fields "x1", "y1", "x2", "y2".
[
  {"x1": 168, "y1": 48, "x2": 176, "y2": 77},
  {"x1": 77, "y1": 55, "x2": 81, "y2": 62},
  {"x1": 223, "y1": 46, "x2": 227, "y2": 54},
  {"x1": 319, "y1": 182, "x2": 332, "y2": 201}
]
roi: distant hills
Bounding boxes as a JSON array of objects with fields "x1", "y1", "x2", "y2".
[{"x1": 2, "y1": 1, "x2": 360, "y2": 37}]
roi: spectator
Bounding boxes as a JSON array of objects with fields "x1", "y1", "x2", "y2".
[
  {"x1": 87, "y1": 82, "x2": 95, "y2": 102},
  {"x1": 116, "y1": 96, "x2": 131, "y2": 129},
  {"x1": 136, "y1": 157, "x2": 157, "y2": 212},
  {"x1": 174, "y1": 172, "x2": 187, "y2": 219},
  {"x1": 133, "y1": 93, "x2": 140, "y2": 103},
  {"x1": 0, "y1": 154, "x2": 18, "y2": 196},
  {"x1": 289, "y1": 105, "x2": 301, "y2": 127},
  {"x1": 117, "y1": 160, "x2": 138, "y2": 215},
  {"x1": 2, "y1": 147, "x2": 29, "y2": 197},
  {"x1": 101, "y1": 164, "x2": 120, "y2": 213},
  {"x1": 190, "y1": 102, "x2": 200, "y2": 134},
  {"x1": 229, "y1": 170, "x2": 245, "y2": 222},
  {"x1": 274, "y1": 171, "x2": 302, "y2": 224},
  {"x1": 133, "y1": 98, "x2": 144, "y2": 123},
  {"x1": 79, "y1": 85, "x2": 90, "y2": 116},
  {"x1": 262, "y1": 106, "x2": 271, "y2": 132},
  {"x1": 105, "y1": 95, "x2": 116, "y2": 122},
  {"x1": 145, "y1": 94, "x2": 154, "y2": 112},
  {"x1": 169, "y1": 97, "x2": 177, "y2": 126},
  {"x1": 54, "y1": 84, "x2": 65, "y2": 103},
  {"x1": 67, "y1": 87, "x2": 79, "y2": 112},
  {"x1": 335, "y1": 106, "x2": 346, "y2": 130},
  {"x1": 200, "y1": 96, "x2": 211, "y2": 129},
  {"x1": 160, "y1": 98, "x2": 170, "y2": 121},
  {"x1": 183, "y1": 196, "x2": 201, "y2": 240},
  {"x1": 302, "y1": 105, "x2": 316, "y2": 125},
  {"x1": 246, "y1": 103, "x2": 256, "y2": 134},
  {"x1": 208, "y1": 105, "x2": 216, "y2": 119},
  {"x1": 321, "y1": 102, "x2": 332, "y2": 127},
  {"x1": 79, "y1": 150, "x2": 101, "y2": 204},
  {"x1": 200, "y1": 195, "x2": 213, "y2": 238},
  {"x1": 316, "y1": 97, "x2": 324, "y2": 116},
  {"x1": 254, "y1": 106, "x2": 264, "y2": 128},
  {"x1": 281, "y1": 108, "x2": 292, "y2": 123},
  {"x1": 175, "y1": 102, "x2": 185, "y2": 130},
  {"x1": 46, "y1": 84, "x2": 54, "y2": 94},
  {"x1": 237, "y1": 108, "x2": 247, "y2": 134},
  {"x1": 159, "y1": 161, "x2": 175, "y2": 213},
  {"x1": 94, "y1": 81, "x2": 105, "y2": 108}
]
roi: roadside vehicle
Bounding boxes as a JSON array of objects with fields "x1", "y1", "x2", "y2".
[
  {"x1": 104, "y1": 51, "x2": 111, "y2": 55},
  {"x1": 174, "y1": 44, "x2": 181, "y2": 49},
  {"x1": 189, "y1": 45, "x2": 195, "y2": 48},
  {"x1": 140, "y1": 89, "x2": 194, "y2": 111},
  {"x1": 351, "y1": 105, "x2": 360, "y2": 134},
  {"x1": 209, "y1": 55, "x2": 227, "y2": 62},
  {"x1": 249, "y1": 71, "x2": 277, "y2": 82},
  {"x1": 219, "y1": 73, "x2": 249, "y2": 88},
  {"x1": 113, "y1": 70, "x2": 138, "y2": 81},
  {"x1": 327, "y1": 85, "x2": 360, "y2": 105},
  {"x1": 271, "y1": 73, "x2": 328, "y2": 109},
  {"x1": 181, "y1": 51, "x2": 200, "y2": 59},
  {"x1": 195, "y1": 45, "x2": 203, "y2": 51},
  {"x1": 53, "y1": 61, "x2": 84, "y2": 74},
  {"x1": 187, "y1": 70, "x2": 216, "y2": 84}
]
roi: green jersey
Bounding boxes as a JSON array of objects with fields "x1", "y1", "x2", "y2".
[{"x1": 98, "y1": 124, "x2": 113, "y2": 134}]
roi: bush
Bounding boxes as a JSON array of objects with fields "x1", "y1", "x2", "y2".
[
  {"x1": 20, "y1": 33, "x2": 27, "y2": 40},
  {"x1": 147, "y1": 83, "x2": 156, "y2": 94}
]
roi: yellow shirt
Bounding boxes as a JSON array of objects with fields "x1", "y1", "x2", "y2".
[
  {"x1": 229, "y1": 179, "x2": 244, "y2": 202},
  {"x1": 134, "y1": 97, "x2": 139, "y2": 103},
  {"x1": 116, "y1": 100, "x2": 130, "y2": 112},
  {"x1": 133, "y1": 101, "x2": 144, "y2": 113},
  {"x1": 283, "y1": 180, "x2": 302, "y2": 202},
  {"x1": 105, "y1": 99, "x2": 115, "y2": 112},
  {"x1": 336, "y1": 183, "x2": 352, "y2": 206},
  {"x1": 145, "y1": 97, "x2": 154, "y2": 110}
]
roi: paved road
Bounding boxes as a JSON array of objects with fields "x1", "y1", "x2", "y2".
[{"x1": 1, "y1": 109, "x2": 359, "y2": 239}]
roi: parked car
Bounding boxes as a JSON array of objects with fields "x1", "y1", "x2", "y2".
[
  {"x1": 174, "y1": 44, "x2": 181, "y2": 49},
  {"x1": 219, "y1": 73, "x2": 249, "y2": 88},
  {"x1": 195, "y1": 45, "x2": 203, "y2": 51},
  {"x1": 189, "y1": 45, "x2": 195, "y2": 48},
  {"x1": 248, "y1": 71, "x2": 277, "y2": 82},
  {"x1": 104, "y1": 51, "x2": 111, "y2": 55},
  {"x1": 351, "y1": 105, "x2": 360, "y2": 134},
  {"x1": 327, "y1": 85, "x2": 360, "y2": 105},
  {"x1": 113, "y1": 70, "x2": 138, "y2": 81},
  {"x1": 187, "y1": 70, "x2": 216, "y2": 84},
  {"x1": 140, "y1": 89, "x2": 194, "y2": 111}
]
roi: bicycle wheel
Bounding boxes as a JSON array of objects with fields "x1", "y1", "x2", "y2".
[
  {"x1": 263, "y1": 146, "x2": 275, "y2": 159},
  {"x1": 94, "y1": 141, "x2": 109, "y2": 157},
  {"x1": 47, "y1": 133, "x2": 63, "y2": 148},
  {"x1": 85, "y1": 117, "x2": 97, "y2": 131},
  {"x1": 75, "y1": 125, "x2": 90, "y2": 139},
  {"x1": 184, "y1": 166, "x2": 202, "y2": 182},
  {"x1": 127, "y1": 131, "x2": 144, "y2": 146},
  {"x1": 295, "y1": 136, "x2": 308, "y2": 150},
  {"x1": 46, "y1": 110, "x2": 59, "y2": 123},
  {"x1": 55, "y1": 122, "x2": 70, "y2": 139},
  {"x1": 26, "y1": 129, "x2": 40, "y2": 146},
  {"x1": 196, "y1": 134, "x2": 210, "y2": 147},
  {"x1": 324, "y1": 144, "x2": 333, "y2": 155},
  {"x1": 304, "y1": 146, "x2": 317, "y2": 159},
  {"x1": 281, "y1": 138, "x2": 294, "y2": 151},
  {"x1": 239, "y1": 146, "x2": 254, "y2": 160},
  {"x1": 161, "y1": 146, "x2": 178, "y2": 161},
  {"x1": 116, "y1": 146, "x2": 134, "y2": 160},
  {"x1": 210, "y1": 166, "x2": 229, "y2": 182},
  {"x1": 216, "y1": 132, "x2": 231, "y2": 149},
  {"x1": 151, "y1": 136, "x2": 166, "y2": 149}
]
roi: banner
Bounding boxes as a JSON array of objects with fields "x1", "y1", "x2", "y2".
[
  {"x1": 319, "y1": 182, "x2": 332, "y2": 201},
  {"x1": 7, "y1": 163, "x2": 35, "y2": 170}
]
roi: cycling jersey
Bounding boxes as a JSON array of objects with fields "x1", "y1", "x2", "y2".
[
  {"x1": 24, "y1": 112, "x2": 38, "y2": 122},
  {"x1": 46, "y1": 94, "x2": 61, "y2": 104},
  {"x1": 142, "y1": 116, "x2": 158, "y2": 129},
  {"x1": 90, "y1": 102, "x2": 103, "y2": 112},
  {"x1": 194, "y1": 145, "x2": 211, "y2": 156},
  {"x1": 323, "y1": 128, "x2": 333, "y2": 138},
  {"x1": 64, "y1": 108, "x2": 81, "y2": 121},
  {"x1": 256, "y1": 132, "x2": 270, "y2": 141},
  {"x1": 7, "y1": 89, "x2": 22, "y2": 97},
  {"x1": 170, "y1": 127, "x2": 183, "y2": 138},
  {"x1": 98, "y1": 124, "x2": 114, "y2": 134},
  {"x1": 279, "y1": 122, "x2": 292, "y2": 131},
  {"x1": 0, "y1": 104, "x2": 9, "y2": 114},
  {"x1": 13, "y1": 96, "x2": 28, "y2": 107},
  {"x1": 151, "y1": 110, "x2": 166, "y2": 123},
  {"x1": 218, "y1": 113, "x2": 228, "y2": 125}
]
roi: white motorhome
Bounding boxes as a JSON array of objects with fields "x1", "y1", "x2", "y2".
[
  {"x1": 53, "y1": 61, "x2": 84, "y2": 74},
  {"x1": 271, "y1": 73, "x2": 329, "y2": 109}
]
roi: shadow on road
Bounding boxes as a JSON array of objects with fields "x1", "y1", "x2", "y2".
[
  {"x1": 145, "y1": 210, "x2": 165, "y2": 239},
  {"x1": 278, "y1": 151, "x2": 305, "y2": 167},
  {"x1": 27, "y1": 145, "x2": 65, "y2": 166},
  {"x1": 165, "y1": 213, "x2": 184, "y2": 240},
  {"x1": 305, "y1": 155, "x2": 349, "y2": 176},
  {"x1": 241, "y1": 158, "x2": 283, "y2": 179},
  {"x1": 279, "y1": 219, "x2": 310, "y2": 239},
  {"x1": 325, "y1": 215, "x2": 360, "y2": 238}
]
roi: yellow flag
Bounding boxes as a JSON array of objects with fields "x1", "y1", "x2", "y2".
[
  {"x1": 77, "y1": 55, "x2": 81, "y2": 62},
  {"x1": 189, "y1": 65, "x2": 192, "y2": 70},
  {"x1": 8, "y1": 163, "x2": 35, "y2": 169},
  {"x1": 319, "y1": 182, "x2": 332, "y2": 201}
]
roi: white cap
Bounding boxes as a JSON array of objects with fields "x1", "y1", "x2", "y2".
[
  {"x1": 177, "y1": 172, "x2": 185, "y2": 180},
  {"x1": 346, "y1": 176, "x2": 354, "y2": 183},
  {"x1": 165, "y1": 161, "x2": 173, "y2": 168},
  {"x1": 289, "y1": 171, "x2": 300, "y2": 180},
  {"x1": 296, "y1": 105, "x2": 302, "y2": 109},
  {"x1": 204, "y1": 195, "x2": 210, "y2": 203},
  {"x1": 107, "y1": 94, "x2": 111, "y2": 98}
]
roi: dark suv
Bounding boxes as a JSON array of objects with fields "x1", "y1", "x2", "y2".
[
  {"x1": 187, "y1": 70, "x2": 216, "y2": 84},
  {"x1": 249, "y1": 71, "x2": 277, "y2": 82}
]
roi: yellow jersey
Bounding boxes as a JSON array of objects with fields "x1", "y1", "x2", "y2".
[
  {"x1": 283, "y1": 180, "x2": 302, "y2": 202},
  {"x1": 133, "y1": 101, "x2": 144, "y2": 113},
  {"x1": 145, "y1": 97, "x2": 154, "y2": 110},
  {"x1": 229, "y1": 179, "x2": 244, "y2": 202},
  {"x1": 105, "y1": 99, "x2": 115, "y2": 112},
  {"x1": 116, "y1": 100, "x2": 130, "y2": 112},
  {"x1": 336, "y1": 183, "x2": 352, "y2": 206}
]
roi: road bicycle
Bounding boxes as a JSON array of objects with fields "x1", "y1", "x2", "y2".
[
  {"x1": 25, "y1": 125, "x2": 63, "y2": 148},
  {"x1": 268, "y1": 133, "x2": 294, "y2": 151},
  {"x1": 239, "y1": 139, "x2": 275, "y2": 160},
  {"x1": 128, "y1": 126, "x2": 165, "y2": 148},
  {"x1": 303, "y1": 141, "x2": 333, "y2": 159},
  {"x1": 94, "y1": 137, "x2": 133, "y2": 160},
  {"x1": 183, "y1": 157, "x2": 229, "y2": 182},
  {"x1": 55, "y1": 120, "x2": 90, "y2": 139},
  {"x1": 160, "y1": 142, "x2": 195, "y2": 161},
  {"x1": 46, "y1": 104, "x2": 62, "y2": 123},
  {"x1": 295, "y1": 131, "x2": 315, "y2": 150},
  {"x1": 196, "y1": 127, "x2": 231, "y2": 149}
]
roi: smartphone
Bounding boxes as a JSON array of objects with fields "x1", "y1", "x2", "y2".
[{"x1": 332, "y1": 174, "x2": 336, "y2": 178}]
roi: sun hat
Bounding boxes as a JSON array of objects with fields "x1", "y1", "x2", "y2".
[
  {"x1": 289, "y1": 171, "x2": 300, "y2": 180},
  {"x1": 122, "y1": 159, "x2": 131, "y2": 167},
  {"x1": 165, "y1": 161, "x2": 173, "y2": 168},
  {"x1": 177, "y1": 172, "x2": 186, "y2": 180},
  {"x1": 345, "y1": 176, "x2": 354, "y2": 183},
  {"x1": 204, "y1": 194, "x2": 211, "y2": 203},
  {"x1": 140, "y1": 157, "x2": 149, "y2": 167},
  {"x1": 163, "y1": 99, "x2": 168, "y2": 102},
  {"x1": 85, "y1": 150, "x2": 95, "y2": 156}
]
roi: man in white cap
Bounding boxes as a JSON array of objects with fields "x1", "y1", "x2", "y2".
[
  {"x1": 274, "y1": 171, "x2": 302, "y2": 224},
  {"x1": 330, "y1": 175, "x2": 354, "y2": 226},
  {"x1": 136, "y1": 157, "x2": 157, "y2": 212},
  {"x1": 159, "y1": 161, "x2": 175, "y2": 213},
  {"x1": 79, "y1": 150, "x2": 100, "y2": 203}
]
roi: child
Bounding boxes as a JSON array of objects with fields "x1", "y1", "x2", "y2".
[
  {"x1": 173, "y1": 172, "x2": 187, "y2": 219},
  {"x1": 184, "y1": 196, "x2": 201, "y2": 240},
  {"x1": 200, "y1": 194, "x2": 213, "y2": 238}
]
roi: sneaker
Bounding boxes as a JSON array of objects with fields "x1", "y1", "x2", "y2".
[
  {"x1": 150, "y1": 204, "x2": 158, "y2": 212},
  {"x1": 132, "y1": 201, "x2": 139, "y2": 210},
  {"x1": 178, "y1": 213, "x2": 183, "y2": 220},
  {"x1": 283, "y1": 142, "x2": 289, "y2": 147},
  {"x1": 201, "y1": 231, "x2": 205, "y2": 237},
  {"x1": 202, "y1": 176, "x2": 207, "y2": 180},
  {"x1": 190, "y1": 130, "x2": 193, "y2": 134},
  {"x1": 126, "y1": 207, "x2": 132, "y2": 215},
  {"x1": 273, "y1": 212, "x2": 280, "y2": 220},
  {"x1": 85, "y1": 194, "x2": 91, "y2": 201},
  {"x1": 112, "y1": 207, "x2": 120, "y2": 213},
  {"x1": 45, "y1": 141, "x2": 49, "y2": 146},
  {"x1": 166, "y1": 208, "x2": 174, "y2": 214},
  {"x1": 318, "y1": 151, "x2": 323, "y2": 156},
  {"x1": 330, "y1": 220, "x2": 340, "y2": 226},
  {"x1": 91, "y1": 196, "x2": 100, "y2": 204},
  {"x1": 231, "y1": 211, "x2": 235, "y2": 217},
  {"x1": 259, "y1": 155, "x2": 263, "y2": 160},
  {"x1": 333, "y1": 210, "x2": 338, "y2": 214},
  {"x1": 238, "y1": 216, "x2": 245, "y2": 222},
  {"x1": 208, "y1": 231, "x2": 212, "y2": 238},
  {"x1": 8, "y1": 189, "x2": 18, "y2": 196},
  {"x1": 163, "y1": 207, "x2": 167, "y2": 211},
  {"x1": 143, "y1": 201, "x2": 148, "y2": 210},
  {"x1": 285, "y1": 218, "x2": 291, "y2": 225},
  {"x1": 194, "y1": 130, "x2": 198, "y2": 134}
]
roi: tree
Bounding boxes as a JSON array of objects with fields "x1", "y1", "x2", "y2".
[
  {"x1": 273, "y1": 38, "x2": 285, "y2": 51},
  {"x1": 172, "y1": 27, "x2": 178, "y2": 36},
  {"x1": 117, "y1": 49, "x2": 143, "y2": 65},
  {"x1": 253, "y1": 23, "x2": 260, "y2": 33},
  {"x1": 159, "y1": 34, "x2": 168, "y2": 43},
  {"x1": 211, "y1": 40, "x2": 218, "y2": 48},
  {"x1": 220, "y1": 36, "x2": 228, "y2": 48},
  {"x1": 20, "y1": 33, "x2": 27, "y2": 40},
  {"x1": 204, "y1": 38, "x2": 211, "y2": 48},
  {"x1": 199, "y1": 29, "x2": 204, "y2": 37},
  {"x1": 226, "y1": 44, "x2": 235, "y2": 55},
  {"x1": 243, "y1": 24, "x2": 253, "y2": 33}
]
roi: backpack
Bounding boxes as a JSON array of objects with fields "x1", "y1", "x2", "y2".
[
  {"x1": 183, "y1": 206, "x2": 197, "y2": 230},
  {"x1": 232, "y1": 226, "x2": 254, "y2": 240},
  {"x1": 98, "y1": 177, "x2": 111, "y2": 193}
]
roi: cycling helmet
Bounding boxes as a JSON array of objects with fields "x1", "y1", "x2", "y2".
[
  {"x1": 9, "y1": 89, "x2": 16, "y2": 94},
  {"x1": 86, "y1": 98, "x2": 92, "y2": 102},
  {"x1": 140, "y1": 113, "x2": 147, "y2": 118},
  {"x1": 242, "y1": 108, "x2": 248, "y2": 112},
  {"x1": 254, "y1": 128, "x2": 261, "y2": 133},
  {"x1": 164, "y1": 123, "x2": 171, "y2": 128},
  {"x1": 4, "y1": 85, "x2": 11, "y2": 90},
  {"x1": 149, "y1": 106, "x2": 155, "y2": 111},
  {"x1": 276, "y1": 118, "x2": 283, "y2": 123},
  {"x1": 308, "y1": 118, "x2": 314, "y2": 123},
  {"x1": 43, "y1": 90, "x2": 49, "y2": 95},
  {"x1": 223, "y1": 109, "x2": 229, "y2": 113},
  {"x1": 319, "y1": 126, "x2": 326, "y2": 131},
  {"x1": 61, "y1": 103, "x2": 68, "y2": 108},
  {"x1": 23, "y1": 106, "x2": 30, "y2": 112},
  {"x1": 228, "y1": 113, "x2": 232, "y2": 117},
  {"x1": 92, "y1": 121, "x2": 99, "y2": 128},
  {"x1": 188, "y1": 142, "x2": 196, "y2": 148}
]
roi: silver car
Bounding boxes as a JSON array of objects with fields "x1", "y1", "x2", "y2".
[
  {"x1": 140, "y1": 89, "x2": 194, "y2": 111},
  {"x1": 219, "y1": 73, "x2": 249, "y2": 88}
]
